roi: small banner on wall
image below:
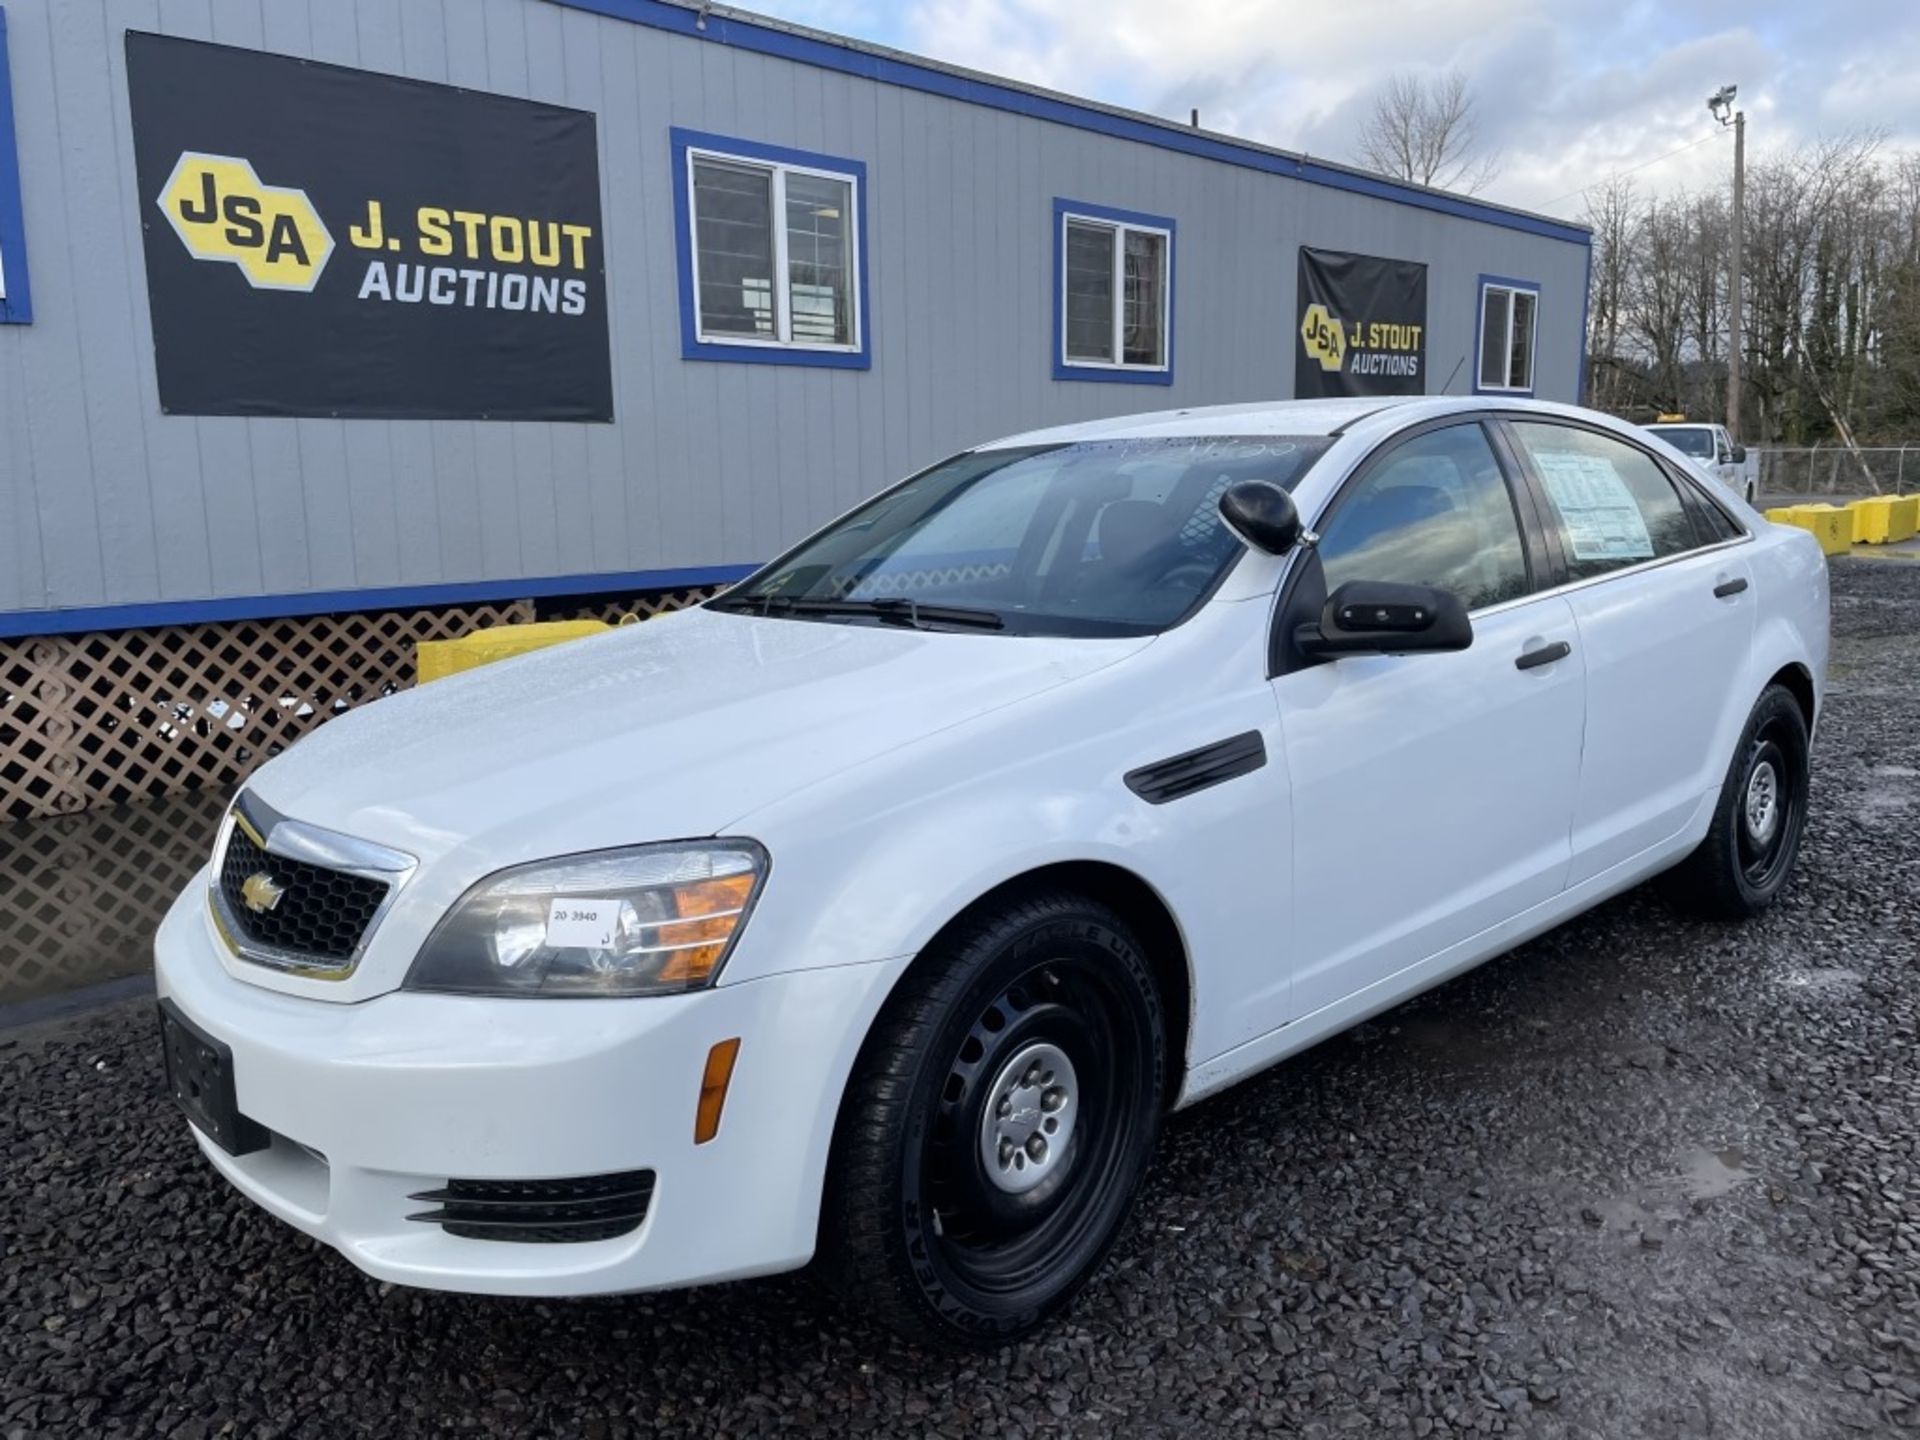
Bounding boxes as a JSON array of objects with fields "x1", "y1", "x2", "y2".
[
  {"x1": 126, "y1": 32, "x2": 612, "y2": 421},
  {"x1": 1294, "y1": 247, "x2": 1427, "y2": 399}
]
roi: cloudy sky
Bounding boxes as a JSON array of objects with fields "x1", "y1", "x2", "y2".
[{"x1": 736, "y1": 0, "x2": 1920, "y2": 219}]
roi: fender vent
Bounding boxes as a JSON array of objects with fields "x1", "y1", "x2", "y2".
[
  {"x1": 407, "y1": 1170, "x2": 656, "y2": 1244},
  {"x1": 1125, "y1": 732, "x2": 1267, "y2": 805}
]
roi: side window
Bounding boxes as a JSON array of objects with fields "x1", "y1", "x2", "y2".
[
  {"x1": 1316, "y1": 423, "x2": 1531, "y2": 612},
  {"x1": 1509, "y1": 422, "x2": 1699, "y2": 581}
]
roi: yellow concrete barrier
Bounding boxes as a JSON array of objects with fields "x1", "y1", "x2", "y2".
[
  {"x1": 1766, "y1": 504, "x2": 1852, "y2": 556},
  {"x1": 417, "y1": 619, "x2": 612, "y2": 683},
  {"x1": 1846, "y1": 495, "x2": 1919, "y2": 545}
]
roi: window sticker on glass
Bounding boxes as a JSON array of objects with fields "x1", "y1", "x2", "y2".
[{"x1": 1532, "y1": 451, "x2": 1655, "y2": 562}]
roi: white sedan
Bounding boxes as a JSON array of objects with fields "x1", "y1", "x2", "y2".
[{"x1": 154, "y1": 396, "x2": 1828, "y2": 1346}]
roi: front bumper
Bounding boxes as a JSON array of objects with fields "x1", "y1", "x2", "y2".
[{"x1": 153, "y1": 875, "x2": 910, "y2": 1296}]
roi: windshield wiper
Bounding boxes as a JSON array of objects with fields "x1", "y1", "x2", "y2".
[{"x1": 712, "y1": 594, "x2": 1004, "y2": 630}]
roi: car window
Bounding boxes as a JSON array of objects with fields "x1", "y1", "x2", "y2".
[
  {"x1": 1650, "y1": 426, "x2": 1714, "y2": 459},
  {"x1": 714, "y1": 436, "x2": 1331, "y2": 637},
  {"x1": 1511, "y1": 422, "x2": 1699, "y2": 582},
  {"x1": 1315, "y1": 423, "x2": 1530, "y2": 612}
]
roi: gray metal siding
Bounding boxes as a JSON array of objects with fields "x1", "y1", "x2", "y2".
[{"x1": 0, "y1": 0, "x2": 1590, "y2": 621}]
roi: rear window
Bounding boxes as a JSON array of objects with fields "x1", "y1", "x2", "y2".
[{"x1": 1648, "y1": 426, "x2": 1714, "y2": 459}]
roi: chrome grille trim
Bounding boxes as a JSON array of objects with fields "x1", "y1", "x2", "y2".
[{"x1": 208, "y1": 791, "x2": 417, "y2": 981}]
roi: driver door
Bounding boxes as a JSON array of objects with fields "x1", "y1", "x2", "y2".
[{"x1": 1272, "y1": 419, "x2": 1587, "y2": 1018}]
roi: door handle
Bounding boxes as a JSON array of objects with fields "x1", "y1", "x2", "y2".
[
  {"x1": 1515, "y1": 640, "x2": 1571, "y2": 671},
  {"x1": 1713, "y1": 576, "x2": 1749, "y2": 599}
]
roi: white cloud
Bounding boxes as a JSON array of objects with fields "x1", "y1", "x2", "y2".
[{"x1": 744, "y1": 0, "x2": 1920, "y2": 217}]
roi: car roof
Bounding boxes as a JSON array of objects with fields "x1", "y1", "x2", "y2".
[{"x1": 976, "y1": 395, "x2": 1596, "y2": 449}]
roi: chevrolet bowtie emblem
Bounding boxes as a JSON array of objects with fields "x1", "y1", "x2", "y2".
[{"x1": 240, "y1": 872, "x2": 286, "y2": 914}]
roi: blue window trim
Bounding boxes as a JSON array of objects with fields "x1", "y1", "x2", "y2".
[
  {"x1": 1052, "y1": 198, "x2": 1174, "y2": 386},
  {"x1": 0, "y1": 6, "x2": 32, "y2": 325},
  {"x1": 1473, "y1": 273, "x2": 1540, "y2": 398},
  {"x1": 0, "y1": 564, "x2": 759, "y2": 639},
  {"x1": 551, "y1": 0, "x2": 1590, "y2": 250},
  {"x1": 669, "y1": 126, "x2": 870, "y2": 370}
]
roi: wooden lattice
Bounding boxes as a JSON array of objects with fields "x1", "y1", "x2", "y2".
[
  {"x1": 0, "y1": 587, "x2": 718, "y2": 825},
  {"x1": 0, "y1": 789, "x2": 228, "y2": 1003}
]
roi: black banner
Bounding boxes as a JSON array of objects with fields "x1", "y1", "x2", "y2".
[
  {"x1": 127, "y1": 32, "x2": 612, "y2": 422},
  {"x1": 1294, "y1": 247, "x2": 1427, "y2": 399}
]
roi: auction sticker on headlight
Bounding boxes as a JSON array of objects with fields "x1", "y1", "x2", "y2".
[{"x1": 546, "y1": 898, "x2": 619, "y2": 950}]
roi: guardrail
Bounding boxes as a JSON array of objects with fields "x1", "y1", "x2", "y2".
[{"x1": 1753, "y1": 446, "x2": 1918, "y2": 497}]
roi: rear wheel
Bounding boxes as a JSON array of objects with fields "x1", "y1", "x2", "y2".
[
  {"x1": 820, "y1": 889, "x2": 1167, "y2": 1347},
  {"x1": 1665, "y1": 684, "x2": 1810, "y2": 917}
]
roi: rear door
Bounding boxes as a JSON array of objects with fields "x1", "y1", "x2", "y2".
[
  {"x1": 1500, "y1": 418, "x2": 1755, "y2": 887},
  {"x1": 1272, "y1": 418, "x2": 1587, "y2": 1017}
]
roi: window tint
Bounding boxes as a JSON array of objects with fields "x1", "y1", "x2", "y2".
[
  {"x1": 1510, "y1": 422, "x2": 1700, "y2": 580},
  {"x1": 1316, "y1": 423, "x2": 1530, "y2": 612},
  {"x1": 1649, "y1": 426, "x2": 1714, "y2": 458}
]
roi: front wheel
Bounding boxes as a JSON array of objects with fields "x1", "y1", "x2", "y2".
[
  {"x1": 819, "y1": 889, "x2": 1167, "y2": 1347},
  {"x1": 1665, "y1": 683, "x2": 1810, "y2": 917}
]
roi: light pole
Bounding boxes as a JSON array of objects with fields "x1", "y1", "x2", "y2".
[{"x1": 1709, "y1": 84, "x2": 1744, "y2": 442}]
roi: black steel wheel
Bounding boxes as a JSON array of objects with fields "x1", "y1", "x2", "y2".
[
  {"x1": 1666, "y1": 683, "x2": 1810, "y2": 917},
  {"x1": 820, "y1": 888, "x2": 1167, "y2": 1346}
]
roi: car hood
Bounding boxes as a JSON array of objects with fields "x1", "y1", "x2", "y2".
[{"x1": 246, "y1": 606, "x2": 1149, "y2": 867}]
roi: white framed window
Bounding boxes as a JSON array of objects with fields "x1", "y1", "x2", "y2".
[
  {"x1": 673, "y1": 129, "x2": 866, "y2": 365},
  {"x1": 1476, "y1": 278, "x2": 1538, "y2": 394},
  {"x1": 1055, "y1": 200, "x2": 1174, "y2": 382}
]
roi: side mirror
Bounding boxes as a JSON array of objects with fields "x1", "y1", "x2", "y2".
[
  {"x1": 1297, "y1": 580, "x2": 1473, "y2": 658},
  {"x1": 1219, "y1": 481, "x2": 1302, "y2": 555},
  {"x1": 1730, "y1": 444, "x2": 1747, "y2": 464}
]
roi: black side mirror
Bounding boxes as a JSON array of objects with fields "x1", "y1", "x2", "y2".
[
  {"x1": 1297, "y1": 580, "x2": 1473, "y2": 658},
  {"x1": 1219, "y1": 481, "x2": 1302, "y2": 555},
  {"x1": 1730, "y1": 444, "x2": 1747, "y2": 464}
]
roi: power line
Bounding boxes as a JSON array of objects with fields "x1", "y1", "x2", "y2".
[{"x1": 1540, "y1": 128, "x2": 1728, "y2": 208}]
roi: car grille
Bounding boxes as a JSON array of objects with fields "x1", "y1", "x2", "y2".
[
  {"x1": 406, "y1": 1171, "x2": 658, "y2": 1244},
  {"x1": 217, "y1": 822, "x2": 390, "y2": 961}
]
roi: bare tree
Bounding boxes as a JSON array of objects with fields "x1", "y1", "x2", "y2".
[{"x1": 1354, "y1": 69, "x2": 1500, "y2": 195}]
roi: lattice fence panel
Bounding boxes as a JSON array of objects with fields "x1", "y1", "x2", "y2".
[{"x1": 0, "y1": 588, "x2": 717, "y2": 825}]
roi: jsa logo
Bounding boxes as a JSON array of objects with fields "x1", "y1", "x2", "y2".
[
  {"x1": 1299, "y1": 302, "x2": 1346, "y2": 373},
  {"x1": 157, "y1": 152, "x2": 334, "y2": 292}
]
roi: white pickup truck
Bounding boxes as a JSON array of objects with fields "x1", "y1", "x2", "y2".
[{"x1": 1644, "y1": 421, "x2": 1758, "y2": 503}]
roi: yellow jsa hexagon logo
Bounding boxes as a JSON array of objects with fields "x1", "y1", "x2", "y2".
[
  {"x1": 157, "y1": 152, "x2": 334, "y2": 292},
  {"x1": 1300, "y1": 302, "x2": 1346, "y2": 373}
]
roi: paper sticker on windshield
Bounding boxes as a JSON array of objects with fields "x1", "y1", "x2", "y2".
[
  {"x1": 1532, "y1": 451, "x2": 1654, "y2": 562},
  {"x1": 545, "y1": 898, "x2": 619, "y2": 950}
]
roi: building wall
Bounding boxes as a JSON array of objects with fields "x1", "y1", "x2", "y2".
[{"x1": 0, "y1": 0, "x2": 1591, "y2": 631}]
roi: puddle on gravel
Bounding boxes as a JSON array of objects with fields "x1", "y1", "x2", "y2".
[
  {"x1": 0, "y1": 789, "x2": 229, "y2": 1005},
  {"x1": 1778, "y1": 965, "x2": 1864, "y2": 994},
  {"x1": 1677, "y1": 1146, "x2": 1756, "y2": 1200}
]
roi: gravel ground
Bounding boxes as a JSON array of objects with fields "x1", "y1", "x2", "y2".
[{"x1": 5, "y1": 558, "x2": 1919, "y2": 1439}]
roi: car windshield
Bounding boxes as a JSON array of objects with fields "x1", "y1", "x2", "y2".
[
  {"x1": 1651, "y1": 426, "x2": 1714, "y2": 458},
  {"x1": 711, "y1": 437, "x2": 1332, "y2": 636}
]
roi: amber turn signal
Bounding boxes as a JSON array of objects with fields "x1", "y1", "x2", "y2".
[{"x1": 694, "y1": 1038, "x2": 742, "y2": 1145}]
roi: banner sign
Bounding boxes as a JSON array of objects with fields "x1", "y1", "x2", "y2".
[
  {"x1": 126, "y1": 32, "x2": 612, "y2": 421},
  {"x1": 1294, "y1": 247, "x2": 1427, "y2": 399}
]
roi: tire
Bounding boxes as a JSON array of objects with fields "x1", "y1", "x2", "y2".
[
  {"x1": 1664, "y1": 684, "x2": 1810, "y2": 918},
  {"x1": 819, "y1": 888, "x2": 1168, "y2": 1347}
]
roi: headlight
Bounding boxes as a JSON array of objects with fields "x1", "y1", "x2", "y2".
[{"x1": 402, "y1": 841, "x2": 768, "y2": 998}]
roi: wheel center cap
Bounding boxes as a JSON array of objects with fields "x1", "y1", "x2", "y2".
[
  {"x1": 979, "y1": 1041, "x2": 1078, "y2": 1196},
  {"x1": 1745, "y1": 759, "x2": 1780, "y2": 844}
]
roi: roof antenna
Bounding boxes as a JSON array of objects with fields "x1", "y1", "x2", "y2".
[{"x1": 1190, "y1": 108, "x2": 1200, "y2": 128}]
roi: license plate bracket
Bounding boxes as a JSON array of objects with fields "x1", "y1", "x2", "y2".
[{"x1": 157, "y1": 999, "x2": 268, "y2": 1156}]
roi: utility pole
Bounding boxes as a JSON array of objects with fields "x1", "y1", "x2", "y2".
[{"x1": 1710, "y1": 86, "x2": 1745, "y2": 441}]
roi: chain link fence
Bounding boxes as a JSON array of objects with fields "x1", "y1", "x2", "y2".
[{"x1": 1753, "y1": 446, "x2": 1920, "y2": 498}]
